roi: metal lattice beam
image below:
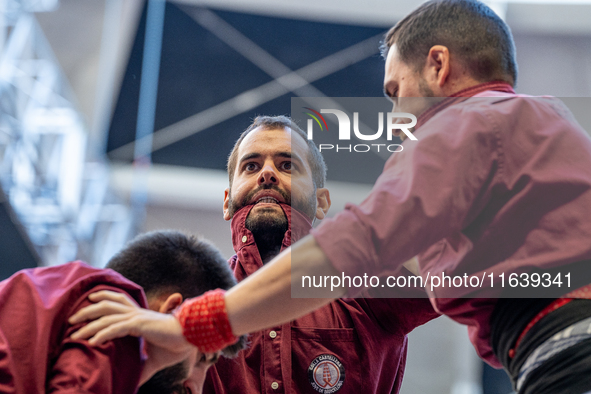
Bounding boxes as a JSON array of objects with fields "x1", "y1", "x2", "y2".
[{"x1": 0, "y1": 0, "x2": 133, "y2": 267}]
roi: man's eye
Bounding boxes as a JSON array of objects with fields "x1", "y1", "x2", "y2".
[
  {"x1": 281, "y1": 162, "x2": 292, "y2": 171},
  {"x1": 245, "y1": 163, "x2": 257, "y2": 171}
]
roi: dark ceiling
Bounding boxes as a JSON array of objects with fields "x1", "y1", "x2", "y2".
[{"x1": 107, "y1": 2, "x2": 389, "y2": 183}]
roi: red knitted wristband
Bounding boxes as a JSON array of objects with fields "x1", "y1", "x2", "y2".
[{"x1": 174, "y1": 289, "x2": 238, "y2": 353}]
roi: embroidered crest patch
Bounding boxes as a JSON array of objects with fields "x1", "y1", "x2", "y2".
[{"x1": 307, "y1": 354, "x2": 346, "y2": 393}]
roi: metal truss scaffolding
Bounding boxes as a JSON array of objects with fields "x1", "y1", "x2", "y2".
[{"x1": 0, "y1": 0, "x2": 133, "y2": 267}]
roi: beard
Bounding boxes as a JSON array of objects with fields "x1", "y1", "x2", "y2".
[
  {"x1": 395, "y1": 77, "x2": 439, "y2": 140},
  {"x1": 228, "y1": 184, "x2": 318, "y2": 263},
  {"x1": 138, "y1": 361, "x2": 188, "y2": 394},
  {"x1": 418, "y1": 76, "x2": 435, "y2": 97},
  {"x1": 244, "y1": 208, "x2": 288, "y2": 252},
  {"x1": 227, "y1": 184, "x2": 317, "y2": 222}
]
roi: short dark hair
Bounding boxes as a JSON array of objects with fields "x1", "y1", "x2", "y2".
[
  {"x1": 226, "y1": 115, "x2": 327, "y2": 189},
  {"x1": 107, "y1": 230, "x2": 245, "y2": 358},
  {"x1": 380, "y1": 0, "x2": 517, "y2": 86},
  {"x1": 107, "y1": 230, "x2": 235, "y2": 300}
]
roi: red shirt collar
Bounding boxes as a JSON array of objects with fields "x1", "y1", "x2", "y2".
[
  {"x1": 416, "y1": 81, "x2": 515, "y2": 129},
  {"x1": 230, "y1": 203, "x2": 313, "y2": 254}
]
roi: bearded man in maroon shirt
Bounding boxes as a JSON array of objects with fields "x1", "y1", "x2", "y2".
[{"x1": 199, "y1": 115, "x2": 438, "y2": 394}]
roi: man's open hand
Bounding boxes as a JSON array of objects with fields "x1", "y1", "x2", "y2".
[{"x1": 69, "y1": 290, "x2": 194, "y2": 384}]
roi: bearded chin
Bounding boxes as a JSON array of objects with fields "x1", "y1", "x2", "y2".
[{"x1": 245, "y1": 209, "x2": 288, "y2": 245}]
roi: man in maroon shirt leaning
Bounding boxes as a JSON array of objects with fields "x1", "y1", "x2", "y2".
[
  {"x1": 200, "y1": 115, "x2": 438, "y2": 394},
  {"x1": 193, "y1": 2, "x2": 590, "y2": 394},
  {"x1": 0, "y1": 230, "x2": 244, "y2": 393}
]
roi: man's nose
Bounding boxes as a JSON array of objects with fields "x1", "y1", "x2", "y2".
[{"x1": 258, "y1": 163, "x2": 279, "y2": 185}]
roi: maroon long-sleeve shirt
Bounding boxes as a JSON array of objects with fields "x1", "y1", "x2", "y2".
[
  {"x1": 203, "y1": 204, "x2": 438, "y2": 394},
  {"x1": 311, "y1": 82, "x2": 591, "y2": 367},
  {"x1": 0, "y1": 261, "x2": 148, "y2": 393}
]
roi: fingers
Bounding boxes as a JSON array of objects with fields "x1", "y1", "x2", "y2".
[
  {"x1": 88, "y1": 290, "x2": 138, "y2": 307},
  {"x1": 69, "y1": 290, "x2": 138, "y2": 325},
  {"x1": 69, "y1": 289, "x2": 189, "y2": 355},
  {"x1": 71, "y1": 312, "x2": 137, "y2": 343},
  {"x1": 69, "y1": 290, "x2": 142, "y2": 343},
  {"x1": 86, "y1": 319, "x2": 140, "y2": 346},
  {"x1": 69, "y1": 300, "x2": 133, "y2": 325}
]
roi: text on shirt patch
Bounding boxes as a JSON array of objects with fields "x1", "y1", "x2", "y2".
[{"x1": 308, "y1": 354, "x2": 346, "y2": 393}]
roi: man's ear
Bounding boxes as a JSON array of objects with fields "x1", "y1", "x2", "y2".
[
  {"x1": 315, "y1": 188, "x2": 331, "y2": 220},
  {"x1": 223, "y1": 188, "x2": 232, "y2": 221},
  {"x1": 425, "y1": 45, "x2": 450, "y2": 89},
  {"x1": 158, "y1": 293, "x2": 183, "y2": 314}
]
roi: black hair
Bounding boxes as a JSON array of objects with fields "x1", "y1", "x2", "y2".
[{"x1": 107, "y1": 230, "x2": 246, "y2": 359}]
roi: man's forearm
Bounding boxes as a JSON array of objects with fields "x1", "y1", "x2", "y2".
[
  {"x1": 225, "y1": 234, "x2": 344, "y2": 336},
  {"x1": 68, "y1": 236, "x2": 346, "y2": 358}
]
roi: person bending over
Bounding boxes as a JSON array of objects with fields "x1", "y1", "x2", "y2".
[{"x1": 0, "y1": 230, "x2": 244, "y2": 393}]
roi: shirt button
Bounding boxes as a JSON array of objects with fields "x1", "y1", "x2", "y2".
[
  {"x1": 271, "y1": 382, "x2": 279, "y2": 390},
  {"x1": 241, "y1": 235, "x2": 247, "y2": 243},
  {"x1": 269, "y1": 330, "x2": 277, "y2": 339}
]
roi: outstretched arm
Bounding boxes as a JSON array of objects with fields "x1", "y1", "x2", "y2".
[{"x1": 70, "y1": 236, "x2": 343, "y2": 368}]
